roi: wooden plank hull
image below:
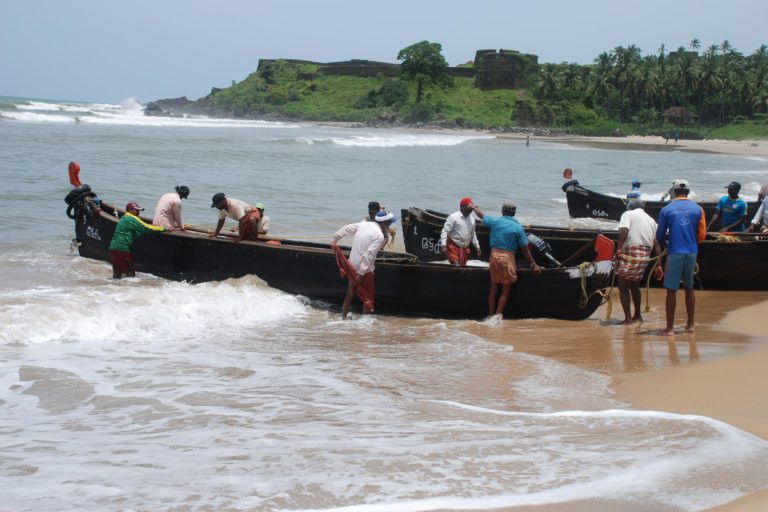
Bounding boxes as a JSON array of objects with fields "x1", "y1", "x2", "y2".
[
  {"x1": 69, "y1": 199, "x2": 611, "y2": 320},
  {"x1": 401, "y1": 207, "x2": 768, "y2": 291}
]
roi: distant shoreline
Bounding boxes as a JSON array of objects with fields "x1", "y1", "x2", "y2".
[{"x1": 508, "y1": 133, "x2": 768, "y2": 158}]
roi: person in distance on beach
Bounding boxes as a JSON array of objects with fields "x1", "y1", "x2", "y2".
[
  {"x1": 109, "y1": 202, "x2": 170, "y2": 279},
  {"x1": 331, "y1": 210, "x2": 394, "y2": 319},
  {"x1": 656, "y1": 179, "x2": 706, "y2": 335},
  {"x1": 473, "y1": 201, "x2": 542, "y2": 318},
  {"x1": 614, "y1": 199, "x2": 663, "y2": 324},
  {"x1": 707, "y1": 181, "x2": 748, "y2": 232},
  {"x1": 210, "y1": 192, "x2": 261, "y2": 242},
  {"x1": 440, "y1": 197, "x2": 481, "y2": 266},
  {"x1": 152, "y1": 185, "x2": 189, "y2": 231}
]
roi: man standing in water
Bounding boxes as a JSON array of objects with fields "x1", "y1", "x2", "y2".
[
  {"x1": 109, "y1": 202, "x2": 170, "y2": 279},
  {"x1": 615, "y1": 199, "x2": 663, "y2": 324},
  {"x1": 656, "y1": 179, "x2": 706, "y2": 335},
  {"x1": 440, "y1": 197, "x2": 481, "y2": 266},
  {"x1": 473, "y1": 201, "x2": 541, "y2": 318},
  {"x1": 152, "y1": 185, "x2": 189, "y2": 231},
  {"x1": 331, "y1": 210, "x2": 394, "y2": 319}
]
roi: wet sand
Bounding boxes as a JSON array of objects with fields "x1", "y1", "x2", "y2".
[{"x1": 458, "y1": 288, "x2": 768, "y2": 511}]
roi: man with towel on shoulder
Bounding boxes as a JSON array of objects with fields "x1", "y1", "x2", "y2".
[
  {"x1": 615, "y1": 198, "x2": 663, "y2": 324},
  {"x1": 473, "y1": 201, "x2": 542, "y2": 318},
  {"x1": 331, "y1": 209, "x2": 395, "y2": 319},
  {"x1": 440, "y1": 197, "x2": 481, "y2": 266},
  {"x1": 210, "y1": 192, "x2": 262, "y2": 242}
]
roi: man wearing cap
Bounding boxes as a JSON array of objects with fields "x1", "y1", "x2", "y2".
[
  {"x1": 615, "y1": 199, "x2": 663, "y2": 324},
  {"x1": 707, "y1": 181, "x2": 748, "y2": 232},
  {"x1": 331, "y1": 210, "x2": 395, "y2": 319},
  {"x1": 440, "y1": 197, "x2": 481, "y2": 266},
  {"x1": 254, "y1": 203, "x2": 270, "y2": 235},
  {"x1": 210, "y1": 193, "x2": 261, "y2": 242},
  {"x1": 473, "y1": 201, "x2": 542, "y2": 318},
  {"x1": 152, "y1": 185, "x2": 190, "y2": 231},
  {"x1": 656, "y1": 179, "x2": 707, "y2": 335},
  {"x1": 108, "y1": 202, "x2": 170, "y2": 278}
]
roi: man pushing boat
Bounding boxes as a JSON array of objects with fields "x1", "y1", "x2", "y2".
[{"x1": 331, "y1": 210, "x2": 395, "y2": 319}]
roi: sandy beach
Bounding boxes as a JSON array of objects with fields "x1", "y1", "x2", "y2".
[{"x1": 495, "y1": 133, "x2": 768, "y2": 159}]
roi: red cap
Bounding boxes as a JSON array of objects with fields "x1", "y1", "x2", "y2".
[
  {"x1": 459, "y1": 197, "x2": 473, "y2": 207},
  {"x1": 125, "y1": 202, "x2": 144, "y2": 212}
]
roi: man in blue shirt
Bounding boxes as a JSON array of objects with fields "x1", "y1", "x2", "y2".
[
  {"x1": 707, "y1": 181, "x2": 748, "y2": 232},
  {"x1": 656, "y1": 179, "x2": 707, "y2": 335},
  {"x1": 473, "y1": 201, "x2": 541, "y2": 318}
]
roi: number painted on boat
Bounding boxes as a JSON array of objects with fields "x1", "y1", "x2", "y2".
[
  {"x1": 86, "y1": 226, "x2": 102, "y2": 241},
  {"x1": 420, "y1": 237, "x2": 441, "y2": 255},
  {"x1": 592, "y1": 209, "x2": 609, "y2": 218}
]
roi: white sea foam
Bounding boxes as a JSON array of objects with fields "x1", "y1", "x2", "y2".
[
  {"x1": 0, "y1": 275, "x2": 308, "y2": 344},
  {"x1": 328, "y1": 133, "x2": 494, "y2": 147}
]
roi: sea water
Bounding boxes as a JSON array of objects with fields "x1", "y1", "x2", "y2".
[{"x1": 1, "y1": 97, "x2": 768, "y2": 511}]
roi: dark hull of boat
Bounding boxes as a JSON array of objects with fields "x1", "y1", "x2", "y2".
[
  {"x1": 70, "y1": 201, "x2": 610, "y2": 320},
  {"x1": 401, "y1": 207, "x2": 768, "y2": 291},
  {"x1": 563, "y1": 180, "x2": 761, "y2": 222}
]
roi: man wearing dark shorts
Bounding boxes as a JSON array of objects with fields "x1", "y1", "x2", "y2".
[
  {"x1": 656, "y1": 179, "x2": 707, "y2": 335},
  {"x1": 108, "y1": 202, "x2": 169, "y2": 278},
  {"x1": 473, "y1": 201, "x2": 541, "y2": 318}
]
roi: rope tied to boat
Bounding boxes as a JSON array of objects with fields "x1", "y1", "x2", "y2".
[{"x1": 577, "y1": 261, "x2": 614, "y2": 320}]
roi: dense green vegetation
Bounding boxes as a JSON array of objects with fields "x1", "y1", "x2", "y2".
[{"x1": 208, "y1": 40, "x2": 768, "y2": 139}]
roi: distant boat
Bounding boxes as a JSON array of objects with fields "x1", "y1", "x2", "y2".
[
  {"x1": 64, "y1": 186, "x2": 612, "y2": 320},
  {"x1": 562, "y1": 179, "x2": 761, "y2": 222},
  {"x1": 401, "y1": 207, "x2": 768, "y2": 291}
]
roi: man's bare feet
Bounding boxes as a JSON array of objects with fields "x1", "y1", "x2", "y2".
[
  {"x1": 684, "y1": 325, "x2": 695, "y2": 333},
  {"x1": 619, "y1": 319, "x2": 635, "y2": 325},
  {"x1": 661, "y1": 328, "x2": 675, "y2": 336}
]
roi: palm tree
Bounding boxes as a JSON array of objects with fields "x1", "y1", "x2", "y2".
[
  {"x1": 689, "y1": 38, "x2": 701, "y2": 52},
  {"x1": 534, "y1": 63, "x2": 563, "y2": 101}
]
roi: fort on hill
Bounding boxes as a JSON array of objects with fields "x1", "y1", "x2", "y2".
[{"x1": 256, "y1": 48, "x2": 539, "y2": 90}]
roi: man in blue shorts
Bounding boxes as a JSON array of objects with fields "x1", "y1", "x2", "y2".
[
  {"x1": 707, "y1": 181, "x2": 748, "y2": 232},
  {"x1": 656, "y1": 179, "x2": 707, "y2": 335}
]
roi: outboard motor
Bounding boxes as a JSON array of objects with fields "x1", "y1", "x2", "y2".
[{"x1": 527, "y1": 233, "x2": 561, "y2": 268}]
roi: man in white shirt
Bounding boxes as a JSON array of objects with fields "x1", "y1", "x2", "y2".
[
  {"x1": 615, "y1": 199, "x2": 663, "y2": 324},
  {"x1": 747, "y1": 195, "x2": 768, "y2": 233},
  {"x1": 440, "y1": 197, "x2": 481, "y2": 266},
  {"x1": 210, "y1": 192, "x2": 261, "y2": 242},
  {"x1": 254, "y1": 203, "x2": 271, "y2": 235},
  {"x1": 331, "y1": 210, "x2": 394, "y2": 318}
]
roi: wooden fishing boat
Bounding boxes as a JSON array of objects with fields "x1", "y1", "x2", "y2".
[
  {"x1": 64, "y1": 187, "x2": 612, "y2": 320},
  {"x1": 562, "y1": 179, "x2": 761, "y2": 222},
  {"x1": 402, "y1": 207, "x2": 768, "y2": 291}
]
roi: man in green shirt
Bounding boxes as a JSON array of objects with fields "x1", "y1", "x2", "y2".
[{"x1": 108, "y1": 202, "x2": 169, "y2": 278}]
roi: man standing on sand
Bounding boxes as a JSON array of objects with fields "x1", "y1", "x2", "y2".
[
  {"x1": 615, "y1": 199, "x2": 663, "y2": 324},
  {"x1": 656, "y1": 179, "x2": 706, "y2": 335},
  {"x1": 473, "y1": 201, "x2": 542, "y2": 318},
  {"x1": 109, "y1": 202, "x2": 170, "y2": 279},
  {"x1": 331, "y1": 210, "x2": 394, "y2": 319},
  {"x1": 152, "y1": 185, "x2": 189, "y2": 230},
  {"x1": 210, "y1": 192, "x2": 261, "y2": 242},
  {"x1": 440, "y1": 197, "x2": 481, "y2": 266}
]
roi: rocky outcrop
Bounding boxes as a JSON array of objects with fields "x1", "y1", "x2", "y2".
[{"x1": 143, "y1": 90, "x2": 218, "y2": 117}]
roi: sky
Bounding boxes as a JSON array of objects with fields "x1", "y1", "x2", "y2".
[{"x1": 1, "y1": 0, "x2": 767, "y2": 104}]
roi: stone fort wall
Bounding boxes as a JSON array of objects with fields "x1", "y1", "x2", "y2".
[{"x1": 257, "y1": 49, "x2": 537, "y2": 89}]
